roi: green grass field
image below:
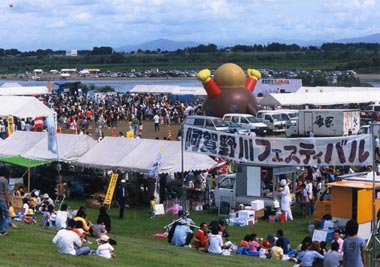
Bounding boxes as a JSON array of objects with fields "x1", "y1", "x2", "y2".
[{"x1": 0, "y1": 199, "x2": 315, "y2": 267}]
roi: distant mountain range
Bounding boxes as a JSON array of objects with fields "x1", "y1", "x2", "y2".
[
  {"x1": 116, "y1": 34, "x2": 380, "y2": 52},
  {"x1": 117, "y1": 39, "x2": 199, "y2": 52}
]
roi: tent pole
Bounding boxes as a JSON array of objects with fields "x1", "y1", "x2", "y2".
[{"x1": 27, "y1": 166, "x2": 30, "y2": 193}]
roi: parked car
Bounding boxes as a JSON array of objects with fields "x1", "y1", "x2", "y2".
[
  {"x1": 222, "y1": 113, "x2": 268, "y2": 136},
  {"x1": 224, "y1": 120, "x2": 250, "y2": 135},
  {"x1": 183, "y1": 115, "x2": 230, "y2": 132}
]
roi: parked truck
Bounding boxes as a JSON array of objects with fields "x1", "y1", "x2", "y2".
[
  {"x1": 314, "y1": 177, "x2": 380, "y2": 238},
  {"x1": 358, "y1": 124, "x2": 380, "y2": 136},
  {"x1": 285, "y1": 109, "x2": 360, "y2": 137},
  {"x1": 214, "y1": 163, "x2": 297, "y2": 213}
]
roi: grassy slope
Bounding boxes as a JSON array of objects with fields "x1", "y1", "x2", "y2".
[{"x1": 0, "y1": 199, "x2": 311, "y2": 267}]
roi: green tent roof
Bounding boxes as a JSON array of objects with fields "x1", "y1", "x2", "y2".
[{"x1": 0, "y1": 156, "x2": 49, "y2": 168}]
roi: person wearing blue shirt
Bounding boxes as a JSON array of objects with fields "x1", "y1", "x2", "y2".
[
  {"x1": 171, "y1": 224, "x2": 193, "y2": 247},
  {"x1": 343, "y1": 219, "x2": 366, "y2": 267},
  {"x1": 300, "y1": 241, "x2": 324, "y2": 267},
  {"x1": 276, "y1": 229, "x2": 290, "y2": 254}
]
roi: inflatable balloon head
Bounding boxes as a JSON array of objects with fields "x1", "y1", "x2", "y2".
[{"x1": 197, "y1": 63, "x2": 261, "y2": 118}]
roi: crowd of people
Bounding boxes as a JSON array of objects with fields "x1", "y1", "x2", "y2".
[
  {"x1": 167, "y1": 209, "x2": 367, "y2": 267},
  {"x1": 0, "y1": 91, "x2": 204, "y2": 141},
  {"x1": 0, "y1": 165, "x2": 116, "y2": 258}
]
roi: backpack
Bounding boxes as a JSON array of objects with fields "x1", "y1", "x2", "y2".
[{"x1": 167, "y1": 222, "x2": 178, "y2": 244}]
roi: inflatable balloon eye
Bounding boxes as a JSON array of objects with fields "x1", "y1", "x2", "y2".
[
  {"x1": 197, "y1": 63, "x2": 261, "y2": 118},
  {"x1": 9, "y1": 3, "x2": 14, "y2": 8}
]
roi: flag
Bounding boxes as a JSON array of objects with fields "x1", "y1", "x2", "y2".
[
  {"x1": 46, "y1": 115, "x2": 57, "y2": 154},
  {"x1": 7, "y1": 116, "x2": 14, "y2": 136},
  {"x1": 148, "y1": 145, "x2": 163, "y2": 178}
]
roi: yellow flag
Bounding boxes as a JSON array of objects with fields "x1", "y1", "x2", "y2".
[
  {"x1": 7, "y1": 116, "x2": 14, "y2": 136},
  {"x1": 104, "y1": 173, "x2": 119, "y2": 205}
]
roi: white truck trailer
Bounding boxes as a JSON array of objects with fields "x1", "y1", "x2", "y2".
[{"x1": 285, "y1": 109, "x2": 360, "y2": 137}]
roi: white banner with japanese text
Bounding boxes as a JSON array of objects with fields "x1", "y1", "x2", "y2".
[{"x1": 183, "y1": 125, "x2": 373, "y2": 166}]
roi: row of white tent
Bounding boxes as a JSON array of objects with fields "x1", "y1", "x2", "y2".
[
  {"x1": 259, "y1": 86, "x2": 380, "y2": 106},
  {"x1": 0, "y1": 131, "x2": 216, "y2": 174}
]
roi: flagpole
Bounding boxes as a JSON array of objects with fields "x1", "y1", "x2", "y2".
[{"x1": 181, "y1": 125, "x2": 186, "y2": 212}]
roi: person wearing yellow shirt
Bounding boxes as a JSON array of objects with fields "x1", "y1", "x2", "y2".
[{"x1": 8, "y1": 201, "x2": 17, "y2": 228}]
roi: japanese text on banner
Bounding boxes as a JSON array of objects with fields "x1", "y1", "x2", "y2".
[{"x1": 183, "y1": 125, "x2": 372, "y2": 166}]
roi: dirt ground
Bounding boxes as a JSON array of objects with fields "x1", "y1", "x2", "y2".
[{"x1": 61, "y1": 118, "x2": 183, "y2": 141}]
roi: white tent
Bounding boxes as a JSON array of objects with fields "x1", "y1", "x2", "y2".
[
  {"x1": 0, "y1": 96, "x2": 54, "y2": 117},
  {"x1": 118, "y1": 139, "x2": 216, "y2": 174},
  {"x1": 130, "y1": 85, "x2": 206, "y2": 96},
  {"x1": 76, "y1": 137, "x2": 142, "y2": 169},
  {"x1": 259, "y1": 91, "x2": 380, "y2": 106},
  {"x1": 0, "y1": 82, "x2": 51, "y2": 95},
  {"x1": 76, "y1": 137, "x2": 216, "y2": 173},
  {"x1": 296, "y1": 86, "x2": 379, "y2": 94},
  {"x1": 0, "y1": 131, "x2": 96, "y2": 163}
]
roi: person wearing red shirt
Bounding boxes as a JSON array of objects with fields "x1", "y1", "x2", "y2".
[{"x1": 193, "y1": 223, "x2": 209, "y2": 251}]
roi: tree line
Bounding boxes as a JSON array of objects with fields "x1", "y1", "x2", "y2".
[
  {"x1": 1, "y1": 42, "x2": 380, "y2": 57},
  {"x1": 0, "y1": 42, "x2": 379, "y2": 75}
]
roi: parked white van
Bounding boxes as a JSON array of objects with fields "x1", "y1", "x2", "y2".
[
  {"x1": 222, "y1": 113, "x2": 268, "y2": 136},
  {"x1": 183, "y1": 115, "x2": 230, "y2": 132},
  {"x1": 256, "y1": 110, "x2": 291, "y2": 133}
]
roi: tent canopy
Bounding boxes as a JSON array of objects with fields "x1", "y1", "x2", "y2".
[
  {"x1": 0, "y1": 82, "x2": 50, "y2": 95},
  {"x1": 0, "y1": 96, "x2": 54, "y2": 117},
  {"x1": 0, "y1": 131, "x2": 97, "y2": 163},
  {"x1": 76, "y1": 137, "x2": 216, "y2": 173},
  {"x1": 130, "y1": 85, "x2": 206, "y2": 96},
  {"x1": 0, "y1": 156, "x2": 48, "y2": 168},
  {"x1": 259, "y1": 91, "x2": 380, "y2": 106}
]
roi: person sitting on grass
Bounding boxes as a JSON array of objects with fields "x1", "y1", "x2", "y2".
[
  {"x1": 171, "y1": 221, "x2": 194, "y2": 248},
  {"x1": 22, "y1": 198, "x2": 37, "y2": 224},
  {"x1": 91, "y1": 218, "x2": 107, "y2": 238},
  {"x1": 95, "y1": 235, "x2": 116, "y2": 259},
  {"x1": 97, "y1": 206, "x2": 111, "y2": 233},
  {"x1": 52, "y1": 219, "x2": 90, "y2": 256},
  {"x1": 73, "y1": 208, "x2": 91, "y2": 233},
  {"x1": 193, "y1": 222, "x2": 209, "y2": 251},
  {"x1": 41, "y1": 204, "x2": 55, "y2": 227},
  {"x1": 299, "y1": 241, "x2": 324, "y2": 267},
  {"x1": 248, "y1": 233, "x2": 261, "y2": 253},
  {"x1": 270, "y1": 238, "x2": 284, "y2": 260},
  {"x1": 207, "y1": 223, "x2": 225, "y2": 255},
  {"x1": 323, "y1": 241, "x2": 343, "y2": 267},
  {"x1": 75, "y1": 220, "x2": 91, "y2": 244},
  {"x1": 55, "y1": 203, "x2": 72, "y2": 229},
  {"x1": 239, "y1": 234, "x2": 251, "y2": 248}
]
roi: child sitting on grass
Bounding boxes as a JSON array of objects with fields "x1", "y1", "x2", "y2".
[{"x1": 95, "y1": 235, "x2": 116, "y2": 259}]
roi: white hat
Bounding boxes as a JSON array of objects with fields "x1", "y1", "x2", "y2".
[
  {"x1": 280, "y1": 179, "x2": 287, "y2": 187},
  {"x1": 97, "y1": 235, "x2": 110, "y2": 243},
  {"x1": 43, "y1": 193, "x2": 49, "y2": 198}
]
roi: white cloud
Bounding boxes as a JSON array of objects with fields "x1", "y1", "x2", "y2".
[{"x1": 0, "y1": 1, "x2": 379, "y2": 50}]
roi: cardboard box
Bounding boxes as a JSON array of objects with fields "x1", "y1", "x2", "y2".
[
  {"x1": 238, "y1": 210, "x2": 255, "y2": 219},
  {"x1": 251, "y1": 200, "x2": 265, "y2": 210},
  {"x1": 255, "y1": 209, "x2": 265, "y2": 219}
]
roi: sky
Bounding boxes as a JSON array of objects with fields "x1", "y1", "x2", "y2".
[{"x1": 0, "y1": 0, "x2": 379, "y2": 51}]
